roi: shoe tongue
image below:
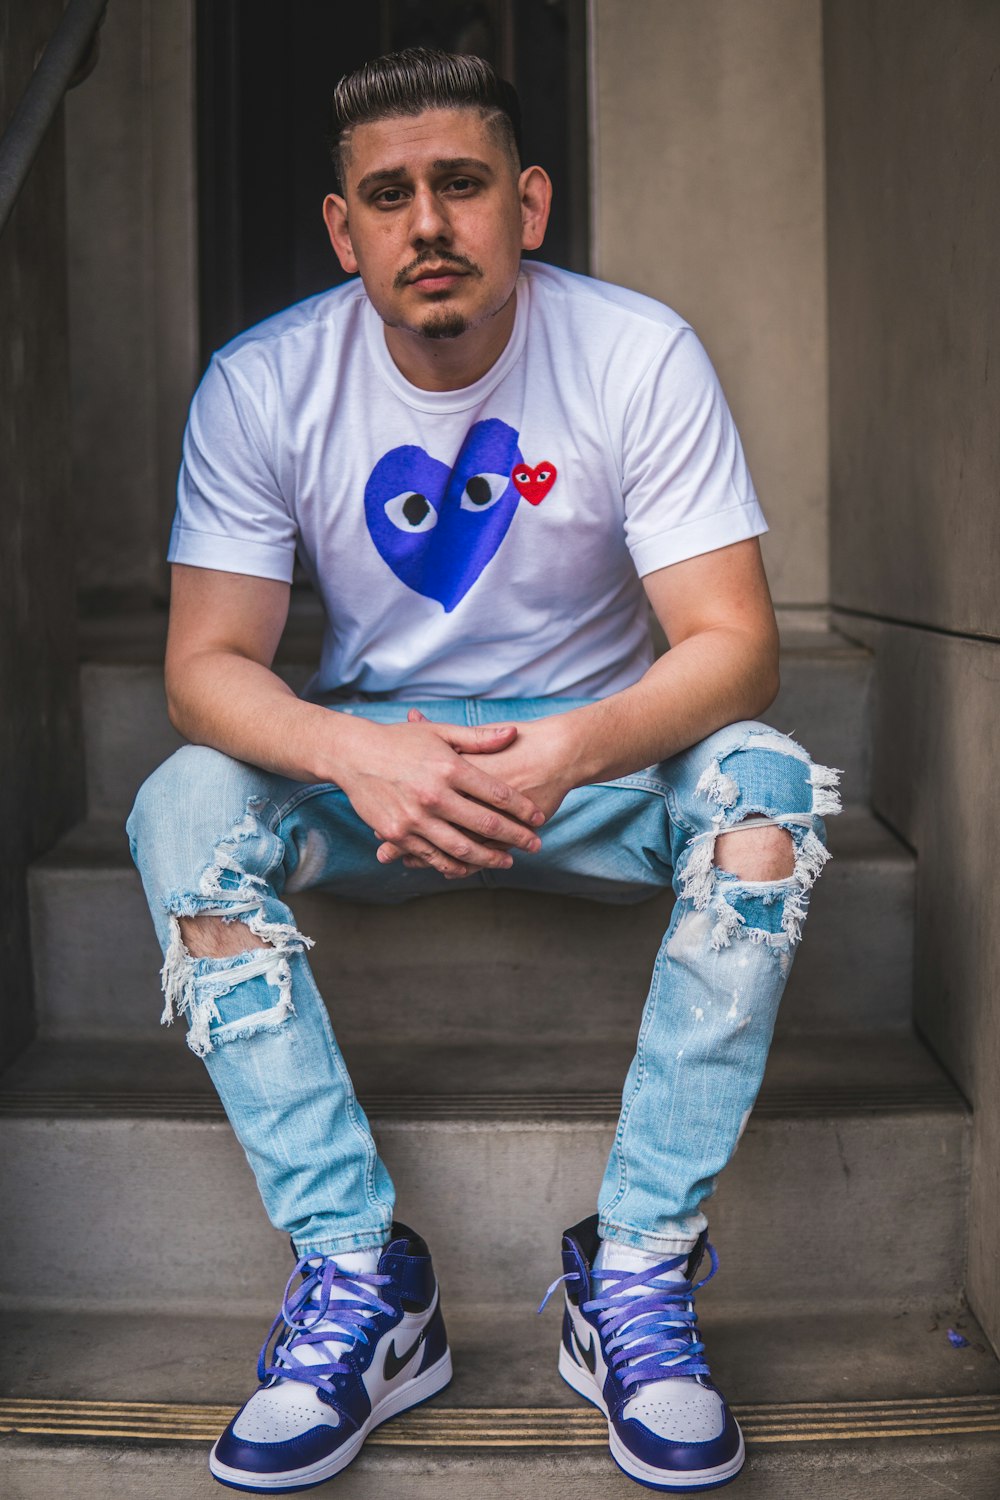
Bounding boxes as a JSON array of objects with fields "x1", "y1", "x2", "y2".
[
  {"x1": 283, "y1": 1248, "x2": 382, "y2": 1369},
  {"x1": 594, "y1": 1241, "x2": 692, "y2": 1293},
  {"x1": 594, "y1": 1242, "x2": 694, "y2": 1364}
]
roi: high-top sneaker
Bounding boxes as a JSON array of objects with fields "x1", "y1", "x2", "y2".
[
  {"x1": 541, "y1": 1214, "x2": 744, "y2": 1492},
  {"x1": 210, "y1": 1223, "x2": 451, "y2": 1492}
]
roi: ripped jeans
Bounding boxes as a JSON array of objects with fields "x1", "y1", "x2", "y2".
[{"x1": 126, "y1": 699, "x2": 840, "y2": 1258}]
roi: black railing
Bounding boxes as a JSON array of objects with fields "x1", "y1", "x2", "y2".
[{"x1": 0, "y1": 0, "x2": 108, "y2": 237}]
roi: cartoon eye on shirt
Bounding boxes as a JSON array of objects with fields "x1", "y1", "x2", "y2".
[
  {"x1": 383, "y1": 491, "x2": 438, "y2": 531},
  {"x1": 459, "y1": 473, "x2": 511, "y2": 512},
  {"x1": 364, "y1": 418, "x2": 527, "y2": 612}
]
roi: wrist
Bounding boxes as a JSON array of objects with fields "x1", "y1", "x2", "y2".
[
  {"x1": 545, "y1": 705, "x2": 605, "y2": 790},
  {"x1": 300, "y1": 704, "x2": 378, "y2": 787},
  {"x1": 556, "y1": 698, "x2": 634, "y2": 787}
]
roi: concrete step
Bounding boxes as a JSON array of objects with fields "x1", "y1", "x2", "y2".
[
  {"x1": 2, "y1": 1304, "x2": 998, "y2": 1497},
  {"x1": 28, "y1": 808, "x2": 913, "y2": 1044},
  {"x1": 0, "y1": 1031, "x2": 967, "y2": 1316},
  {"x1": 79, "y1": 626, "x2": 872, "y2": 820},
  {"x1": 6, "y1": 1426, "x2": 999, "y2": 1499}
]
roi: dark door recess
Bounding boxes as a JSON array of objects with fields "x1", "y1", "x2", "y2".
[{"x1": 197, "y1": 0, "x2": 589, "y2": 364}]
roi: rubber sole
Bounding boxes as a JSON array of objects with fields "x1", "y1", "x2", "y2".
[
  {"x1": 557, "y1": 1343, "x2": 746, "y2": 1492},
  {"x1": 208, "y1": 1348, "x2": 454, "y2": 1493}
]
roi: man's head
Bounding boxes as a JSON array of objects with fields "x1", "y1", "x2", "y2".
[
  {"x1": 322, "y1": 49, "x2": 551, "y2": 360},
  {"x1": 329, "y1": 49, "x2": 523, "y2": 195}
]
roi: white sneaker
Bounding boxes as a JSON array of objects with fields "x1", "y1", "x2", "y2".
[{"x1": 210, "y1": 1223, "x2": 452, "y2": 1492}]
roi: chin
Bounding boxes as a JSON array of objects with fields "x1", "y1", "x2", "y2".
[{"x1": 419, "y1": 310, "x2": 469, "y2": 340}]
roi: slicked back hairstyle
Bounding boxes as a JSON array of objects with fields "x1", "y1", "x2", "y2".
[{"x1": 330, "y1": 48, "x2": 523, "y2": 192}]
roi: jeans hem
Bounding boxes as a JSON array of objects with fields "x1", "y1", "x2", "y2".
[
  {"x1": 598, "y1": 1218, "x2": 705, "y2": 1255},
  {"x1": 292, "y1": 1226, "x2": 393, "y2": 1257}
]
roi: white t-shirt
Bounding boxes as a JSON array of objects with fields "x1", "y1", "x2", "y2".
[{"x1": 170, "y1": 262, "x2": 766, "y2": 700}]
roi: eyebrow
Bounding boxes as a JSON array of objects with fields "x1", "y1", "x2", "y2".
[{"x1": 356, "y1": 157, "x2": 494, "y2": 194}]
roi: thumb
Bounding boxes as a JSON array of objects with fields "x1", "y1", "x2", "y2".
[{"x1": 443, "y1": 722, "x2": 518, "y2": 753}]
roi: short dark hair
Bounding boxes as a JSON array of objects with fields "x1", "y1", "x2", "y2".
[{"x1": 330, "y1": 48, "x2": 522, "y2": 191}]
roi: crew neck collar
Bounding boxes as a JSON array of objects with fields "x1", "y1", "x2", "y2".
[{"x1": 365, "y1": 271, "x2": 530, "y2": 413}]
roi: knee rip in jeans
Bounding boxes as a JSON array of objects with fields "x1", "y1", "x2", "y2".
[
  {"x1": 159, "y1": 798, "x2": 313, "y2": 1059},
  {"x1": 677, "y1": 729, "x2": 842, "y2": 968}
]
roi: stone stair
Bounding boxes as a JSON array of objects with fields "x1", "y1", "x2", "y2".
[{"x1": 2, "y1": 613, "x2": 999, "y2": 1497}]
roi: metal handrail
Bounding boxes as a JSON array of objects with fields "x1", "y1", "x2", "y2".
[{"x1": 0, "y1": 0, "x2": 108, "y2": 238}]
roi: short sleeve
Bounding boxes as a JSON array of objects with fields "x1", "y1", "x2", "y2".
[
  {"x1": 621, "y1": 329, "x2": 767, "y2": 578},
  {"x1": 168, "y1": 356, "x2": 297, "y2": 581}
]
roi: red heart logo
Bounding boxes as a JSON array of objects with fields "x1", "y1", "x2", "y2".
[{"x1": 511, "y1": 461, "x2": 557, "y2": 505}]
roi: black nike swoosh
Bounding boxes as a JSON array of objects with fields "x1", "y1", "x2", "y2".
[
  {"x1": 571, "y1": 1323, "x2": 596, "y2": 1375},
  {"x1": 383, "y1": 1327, "x2": 426, "y2": 1380}
]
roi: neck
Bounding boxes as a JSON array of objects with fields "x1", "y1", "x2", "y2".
[{"x1": 383, "y1": 290, "x2": 517, "y2": 392}]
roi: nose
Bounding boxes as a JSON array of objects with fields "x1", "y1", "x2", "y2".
[{"x1": 408, "y1": 184, "x2": 452, "y2": 247}]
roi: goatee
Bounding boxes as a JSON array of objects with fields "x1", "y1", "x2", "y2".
[{"x1": 420, "y1": 310, "x2": 468, "y2": 340}]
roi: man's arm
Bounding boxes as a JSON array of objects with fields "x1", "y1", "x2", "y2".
[
  {"x1": 555, "y1": 534, "x2": 779, "y2": 785},
  {"x1": 164, "y1": 564, "x2": 546, "y2": 877},
  {"x1": 381, "y1": 538, "x2": 778, "y2": 867}
]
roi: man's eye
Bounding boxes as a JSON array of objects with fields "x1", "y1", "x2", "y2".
[
  {"x1": 384, "y1": 492, "x2": 438, "y2": 532},
  {"x1": 374, "y1": 188, "x2": 406, "y2": 206},
  {"x1": 447, "y1": 177, "x2": 476, "y2": 193},
  {"x1": 460, "y1": 473, "x2": 511, "y2": 512}
]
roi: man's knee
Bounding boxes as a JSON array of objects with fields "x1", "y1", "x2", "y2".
[
  {"x1": 675, "y1": 723, "x2": 843, "y2": 957},
  {"x1": 691, "y1": 723, "x2": 840, "y2": 831},
  {"x1": 127, "y1": 744, "x2": 243, "y2": 852}
]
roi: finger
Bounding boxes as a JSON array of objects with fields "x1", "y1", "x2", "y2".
[
  {"x1": 437, "y1": 722, "x2": 519, "y2": 754},
  {"x1": 433, "y1": 792, "x2": 542, "y2": 853},
  {"x1": 416, "y1": 817, "x2": 518, "y2": 870},
  {"x1": 402, "y1": 850, "x2": 473, "y2": 880},
  {"x1": 406, "y1": 708, "x2": 428, "y2": 723},
  {"x1": 381, "y1": 819, "x2": 515, "y2": 871},
  {"x1": 454, "y1": 767, "x2": 546, "y2": 832},
  {"x1": 378, "y1": 832, "x2": 469, "y2": 878}
]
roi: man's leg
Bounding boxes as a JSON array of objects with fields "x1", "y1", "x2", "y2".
[
  {"x1": 127, "y1": 742, "x2": 397, "y2": 1256},
  {"x1": 511, "y1": 711, "x2": 840, "y2": 1492},
  {"x1": 126, "y1": 710, "x2": 490, "y2": 1491},
  {"x1": 596, "y1": 719, "x2": 839, "y2": 1248}
]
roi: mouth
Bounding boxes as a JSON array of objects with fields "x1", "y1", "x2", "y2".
[
  {"x1": 395, "y1": 255, "x2": 482, "y2": 293},
  {"x1": 408, "y1": 267, "x2": 469, "y2": 291}
]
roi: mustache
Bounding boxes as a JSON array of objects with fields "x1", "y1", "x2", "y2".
[{"x1": 393, "y1": 251, "x2": 483, "y2": 289}]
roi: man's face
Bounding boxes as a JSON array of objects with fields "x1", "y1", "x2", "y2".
[{"x1": 323, "y1": 107, "x2": 550, "y2": 342}]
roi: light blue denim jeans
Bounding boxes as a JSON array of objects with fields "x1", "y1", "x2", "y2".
[{"x1": 127, "y1": 699, "x2": 841, "y2": 1258}]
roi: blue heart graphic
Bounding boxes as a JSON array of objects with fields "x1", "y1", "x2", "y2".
[{"x1": 364, "y1": 418, "x2": 523, "y2": 612}]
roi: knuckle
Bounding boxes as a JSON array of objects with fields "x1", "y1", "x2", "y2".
[{"x1": 479, "y1": 812, "x2": 503, "y2": 838}]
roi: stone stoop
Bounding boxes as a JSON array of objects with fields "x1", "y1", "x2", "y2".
[{"x1": 3, "y1": 617, "x2": 999, "y2": 1497}]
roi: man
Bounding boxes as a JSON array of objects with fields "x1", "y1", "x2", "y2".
[{"x1": 128, "y1": 48, "x2": 840, "y2": 1494}]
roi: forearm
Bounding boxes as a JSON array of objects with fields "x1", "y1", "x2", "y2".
[
  {"x1": 554, "y1": 625, "x2": 780, "y2": 789},
  {"x1": 166, "y1": 651, "x2": 545, "y2": 881},
  {"x1": 166, "y1": 649, "x2": 366, "y2": 785}
]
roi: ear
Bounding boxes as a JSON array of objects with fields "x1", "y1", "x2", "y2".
[
  {"x1": 323, "y1": 194, "x2": 358, "y2": 275},
  {"x1": 518, "y1": 165, "x2": 553, "y2": 253}
]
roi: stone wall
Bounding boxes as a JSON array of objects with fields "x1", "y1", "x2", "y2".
[
  {"x1": 64, "y1": 0, "x2": 198, "y2": 601},
  {"x1": 825, "y1": 0, "x2": 1000, "y2": 1350},
  {"x1": 591, "y1": 0, "x2": 828, "y2": 607},
  {"x1": 0, "y1": 1, "x2": 85, "y2": 1067}
]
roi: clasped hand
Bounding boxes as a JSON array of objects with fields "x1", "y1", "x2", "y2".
[{"x1": 336, "y1": 709, "x2": 573, "y2": 880}]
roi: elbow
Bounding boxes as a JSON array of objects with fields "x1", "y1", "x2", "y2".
[
  {"x1": 165, "y1": 691, "x2": 187, "y2": 737},
  {"x1": 163, "y1": 668, "x2": 190, "y2": 737},
  {"x1": 751, "y1": 659, "x2": 780, "y2": 719}
]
